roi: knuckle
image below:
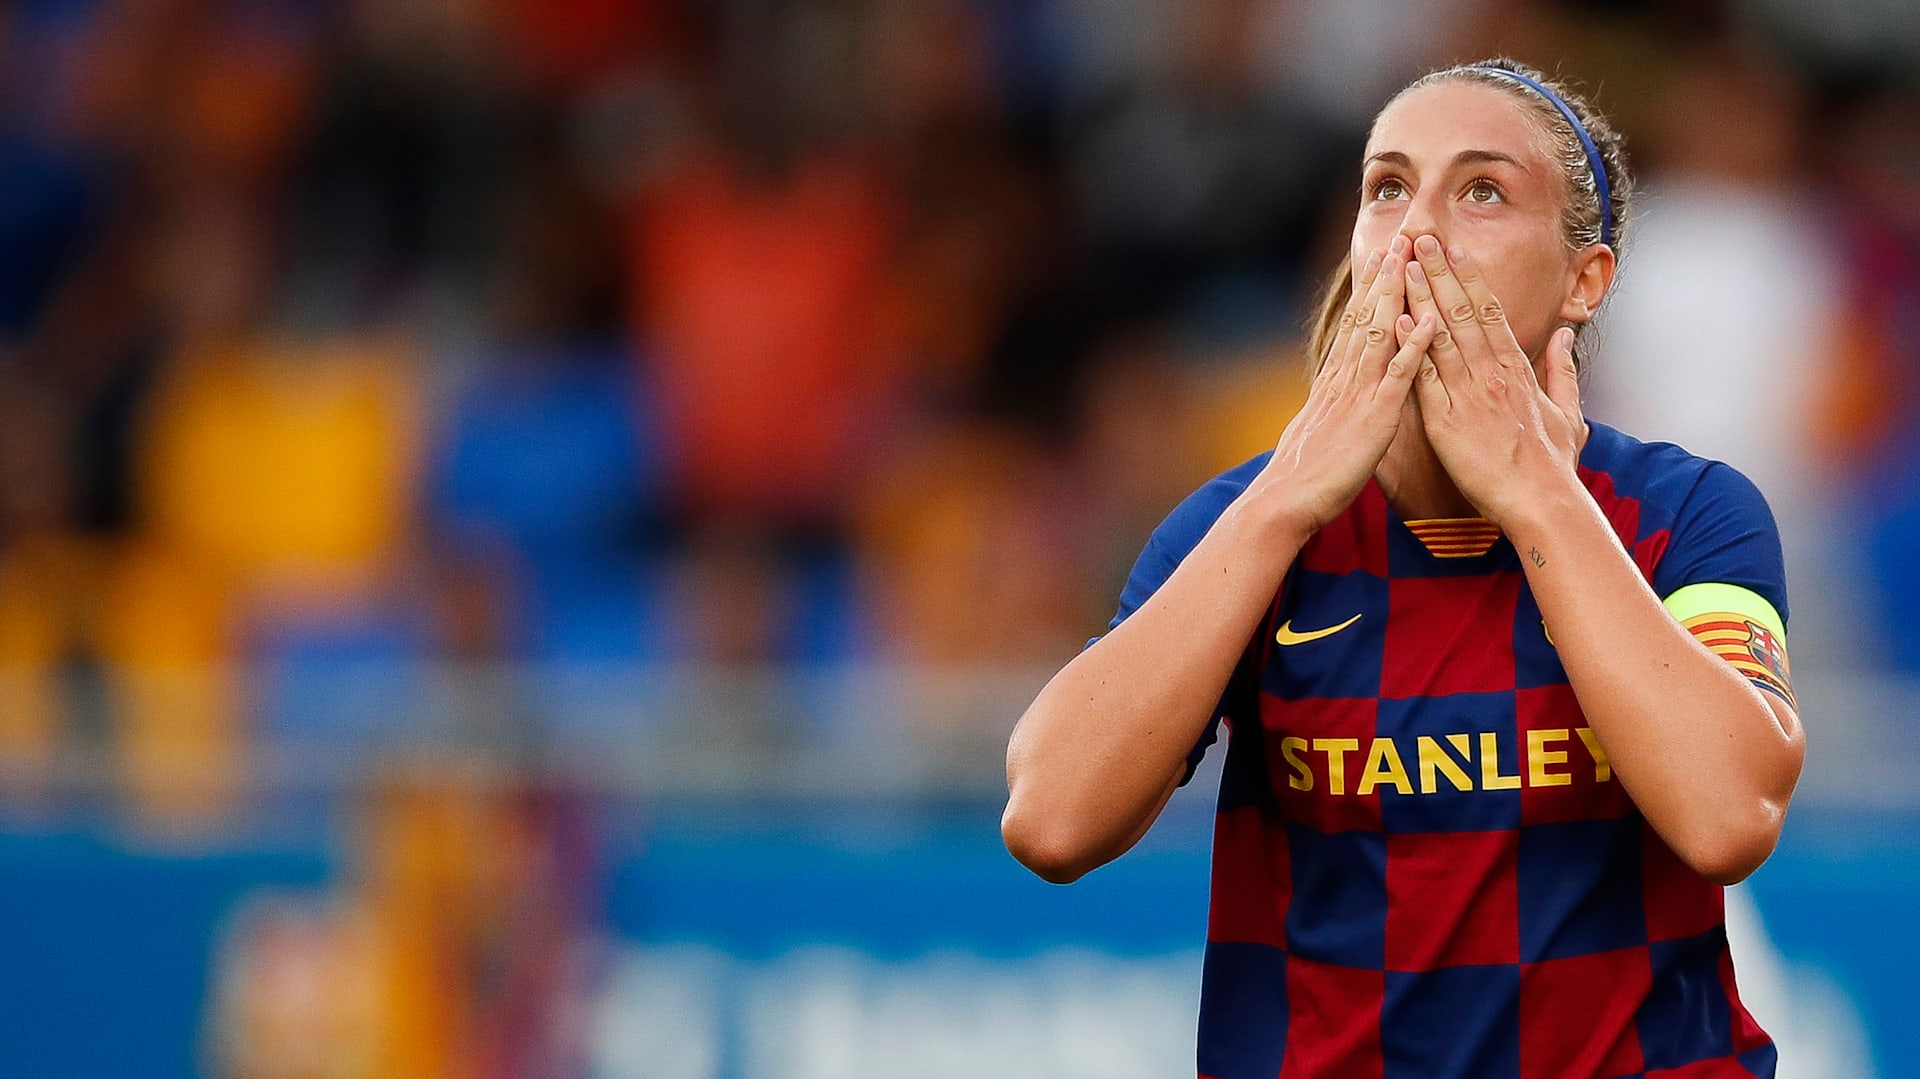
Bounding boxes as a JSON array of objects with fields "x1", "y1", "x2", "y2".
[
  {"x1": 1365, "y1": 325, "x2": 1388, "y2": 344},
  {"x1": 1339, "y1": 310, "x2": 1356, "y2": 329},
  {"x1": 1433, "y1": 329, "x2": 1454, "y2": 350},
  {"x1": 1477, "y1": 301, "x2": 1504, "y2": 325},
  {"x1": 1387, "y1": 357, "x2": 1412, "y2": 379},
  {"x1": 1447, "y1": 302, "x2": 1477, "y2": 326}
]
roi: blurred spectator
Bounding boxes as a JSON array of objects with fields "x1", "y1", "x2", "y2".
[
  {"x1": 426, "y1": 152, "x2": 663, "y2": 668},
  {"x1": 205, "y1": 769, "x2": 598, "y2": 1079},
  {"x1": 628, "y1": 130, "x2": 902, "y2": 528},
  {"x1": 283, "y1": 0, "x2": 535, "y2": 333},
  {"x1": 1053, "y1": 0, "x2": 1350, "y2": 335}
]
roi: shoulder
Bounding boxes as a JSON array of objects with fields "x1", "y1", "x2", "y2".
[
  {"x1": 1148, "y1": 451, "x2": 1274, "y2": 561},
  {"x1": 1584, "y1": 422, "x2": 1787, "y2": 612},
  {"x1": 1106, "y1": 451, "x2": 1272, "y2": 630},
  {"x1": 1578, "y1": 421, "x2": 1775, "y2": 536}
]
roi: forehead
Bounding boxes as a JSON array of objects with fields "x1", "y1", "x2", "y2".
[{"x1": 1366, "y1": 80, "x2": 1552, "y2": 168}]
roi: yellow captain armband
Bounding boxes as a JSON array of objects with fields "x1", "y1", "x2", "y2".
[{"x1": 1662, "y1": 582, "x2": 1796, "y2": 710}]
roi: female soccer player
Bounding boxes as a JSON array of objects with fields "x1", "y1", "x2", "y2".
[{"x1": 1003, "y1": 58, "x2": 1804, "y2": 1078}]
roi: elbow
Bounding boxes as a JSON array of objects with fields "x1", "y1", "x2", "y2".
[
  {"x1": 1667, "y1": 720, "x2": 1801, "y2": 886},
  {"x1": 1675, "y1": 800, "x2": 1788, "y2": 886},
  {"x1": 1001, "y1": 798, "x2": 1102, "y2": 885}
]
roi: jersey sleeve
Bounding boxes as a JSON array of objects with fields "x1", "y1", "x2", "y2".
[
  {"x1": 1091, "y1": 469, "x2": 1264, "y2": 785},
  {"x1": 1650, "y1": 462, "x2": 1795, "y2": 709}
]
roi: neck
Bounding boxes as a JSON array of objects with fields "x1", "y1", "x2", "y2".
[{"x1": 1375, "y1": 415, "x2": 1481, "y2": 521}]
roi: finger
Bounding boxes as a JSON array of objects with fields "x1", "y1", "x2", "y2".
[
  {"x1": 1541, "y1": 325, "x2": 1581, "y2": 420},
  {"x1": 1369, "y1": 242, "x2": 1411, "y2": 326},
  {"x1": 1412, "y1": 234, "x2": 1491, "y2": 375},
  {"x1": 1447, "y1": 244, "x2": 1531, "y2": 371},
  {"x1": 1394, "y1": 312, "x2": 1414, "y2": 349},
  {"x1": 1355, "y1": 242, "x2": 1390, "y2": 296},
  {"x1": 1357, "y1": 247, "x2": 1411, "y2": 378},
  {"x1": 1321, "y1": 246, "x2": 1390, "y2": 378},
  {"x1": 1376, "y1": 313, "x2": 1438, "y2": 405},
  {"x1": 1414, "y1": 353, "x2": 1449, "y2": 416},
  {"x1": 1335, "y1": 244, "x2": 1404, "y2": 377},
  {"x1": 1403, "y1": 255, "x2": 1468, "y2": 384}
]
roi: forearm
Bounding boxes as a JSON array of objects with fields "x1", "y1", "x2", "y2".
[
  {"x1": 1004, "y1": 474, "x2": 1311, "y2": 882},
  {"x1": 1506, "y1": 486, "x2": 1804, "y2": 883}
]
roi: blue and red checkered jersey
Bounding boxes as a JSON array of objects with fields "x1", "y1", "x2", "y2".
[{"x1": 1104, "y1": 422, "x2": 1790, "y2": 1079}]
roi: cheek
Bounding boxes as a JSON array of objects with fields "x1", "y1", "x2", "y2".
[
  {"x1": 1351, "y1": 207, "x2": 1402, "y2": 262},
  {"x1": 1481, "y1": 248, "x2": 1570, "y2": 346},
  {"x1": 1458, "y1": 214, "x2": 1554, "y2": 281}
]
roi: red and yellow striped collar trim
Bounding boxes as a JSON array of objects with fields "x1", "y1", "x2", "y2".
[{"x1": 1404, "y1": 517, "x2": 1502, "y2": 558}]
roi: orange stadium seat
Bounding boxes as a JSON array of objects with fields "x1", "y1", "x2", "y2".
[
  {"x1": 112, "y1": 336, "x2": 423, "y2": 823},
  {"x1": 137, "y1": 337, "x2": 422, "y2": 586},
  {"x1": 95, "y1": 541, "x2": 242, "y2": 826},
  {"x1": 0, "y1": 536, "x2": 104, "y2": 800}
]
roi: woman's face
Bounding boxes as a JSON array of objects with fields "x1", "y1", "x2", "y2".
[{"x1": 1354, "y1": 80, "x2": 1605, "y2": 361}]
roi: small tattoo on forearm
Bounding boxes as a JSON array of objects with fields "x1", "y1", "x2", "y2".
[{"x1": 1528, "y1": 546, "x2": 1546, "y2": 568}]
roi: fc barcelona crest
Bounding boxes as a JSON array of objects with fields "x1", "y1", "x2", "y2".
[{"x1": 1745, "y1": 621, "x2": 1790, "y2": 685}]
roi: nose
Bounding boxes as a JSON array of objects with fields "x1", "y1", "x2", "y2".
[{"x1": 1396, "y1": 188, "x2": 1447, "y2": 247}]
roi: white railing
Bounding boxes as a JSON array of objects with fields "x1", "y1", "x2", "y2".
[{"x1": 0, "y1": 665, "x2": 1912, "y2": 808}]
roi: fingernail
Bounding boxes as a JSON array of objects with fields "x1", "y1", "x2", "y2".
[
  {"x1": 1391, "y1": 235, "x2": 1410, "y2": 256},
  {"x1": 1415, "y1": 235, "x2": 1442, "y2": 258},
  {"x1": 1407, "y1": 261, "x2": 1426, "y2": 284}
]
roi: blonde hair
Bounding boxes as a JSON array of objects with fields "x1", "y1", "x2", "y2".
[{"x1": 1306, "y1": 57, "x2": 1634, "y2": 373}]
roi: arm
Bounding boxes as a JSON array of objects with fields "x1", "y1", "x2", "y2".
[
  {"x1": 1004, "y1": 239, "x2": 1438, "y2": 883},
  {"x1": 1404, "y1": 236, "x2": 1804, "y2": 884},
  {"x1": 1003, "y1": 487, "x2": 1311, "y2": 883},
  {"x1": 1504, "y1": 490, "x2": 1803, "y2": 884}
]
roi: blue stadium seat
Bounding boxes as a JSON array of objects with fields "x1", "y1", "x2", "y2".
[
  {"x1": 430, "y1": 345, "x2": 663, "y2": 562},
  {"x1": 246, "y1": 599, "x2": 430, "y2": 755}
]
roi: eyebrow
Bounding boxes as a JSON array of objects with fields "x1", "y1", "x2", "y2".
[{"x1": 1364, "y1": 149, "x2": 1534, "y2": 174}]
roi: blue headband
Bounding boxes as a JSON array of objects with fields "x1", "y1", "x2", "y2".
[{"x1": 1471, "y1": 66, "x2": 1613, "y2": 247}]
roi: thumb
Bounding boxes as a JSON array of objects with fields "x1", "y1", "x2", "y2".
[{"x1": 1541, "y1": 326, "x2": 1580, "y2": 418}]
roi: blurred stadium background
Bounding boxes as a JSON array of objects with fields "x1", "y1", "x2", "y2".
[{"x1": 0, "y1": 0, "x2": 1916, "y2": 1076}]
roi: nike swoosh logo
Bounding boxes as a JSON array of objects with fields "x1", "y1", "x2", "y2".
[{"x1": 1275, "y1": 613, "x2": 1363, "y2": 646}]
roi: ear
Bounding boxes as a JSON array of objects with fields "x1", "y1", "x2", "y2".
[{"x1": 1557, "y1": 243, "x2": 1617, "y2": 325}]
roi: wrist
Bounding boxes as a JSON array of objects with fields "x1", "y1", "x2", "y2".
[
  {"x1": 1236, "y1": 466, "x2": 1323, "y2": 549},
  {"x1": 1499, "y1": 474, "x2": 1600, "y2": 548}
]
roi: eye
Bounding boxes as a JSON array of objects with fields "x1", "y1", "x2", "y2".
[
  {"x1": 1368, "y1": 176, "x2": 1408, "y2": 202},
  {"x1": 1464, "y1": 179, "x2": 1504, "y2": 204}
]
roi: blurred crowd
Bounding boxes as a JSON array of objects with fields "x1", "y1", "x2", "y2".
[{"x1": 1, "y1": 0, "x2": 1919, "y2": 814}]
